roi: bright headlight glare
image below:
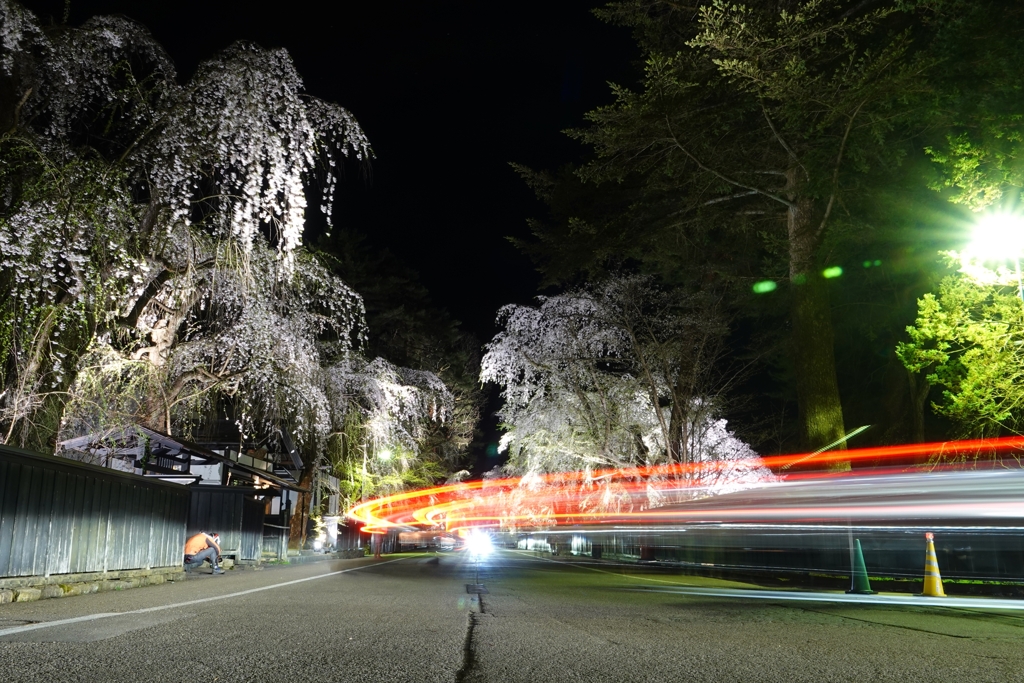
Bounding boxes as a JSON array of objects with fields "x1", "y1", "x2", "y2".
[{"x1": 466, "y1": 531, "x2": 493, "y2": 558}]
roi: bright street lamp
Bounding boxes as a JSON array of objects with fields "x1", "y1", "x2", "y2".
[{"x1": 965, "y1": 212, "x2": 1024, "y2": 301}]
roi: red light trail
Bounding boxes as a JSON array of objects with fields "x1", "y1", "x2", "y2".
[{"x1": 347, "y1": 436, "x2": 1024, "y2": 536}]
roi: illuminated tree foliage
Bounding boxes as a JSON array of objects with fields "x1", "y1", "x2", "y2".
[
  {"x1": 0, "y1": 1, "x2": 466, "y2": 512},
  {"x1": 325, "y1": 356, "x2": 458, "y2": 509},
  {"x1": 482, "y1": 276, "x2": 772, "y2": 496},
  {"x1": 1, "y1": 1, "x2": 364, "y2": 449},
  {"x1": 899, "y1": 267, "x2": 1024, "y2": 441},
  {"x1": 321, "y1": 232, "x2": 484, "y2": 506}
]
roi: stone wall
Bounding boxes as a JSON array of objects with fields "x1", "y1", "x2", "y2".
[{"x1": 0, "y1": 566, "x2": 185, "y2": 603}]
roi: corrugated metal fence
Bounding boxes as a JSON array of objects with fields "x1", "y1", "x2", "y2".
[{"x1": 0, "y1": 445, "x2": 189, "y2": 578}]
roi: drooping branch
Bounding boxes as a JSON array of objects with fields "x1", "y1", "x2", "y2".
[
  {"x1": 704, "y1": 190, "x2": 759, "y2": 205},
  {"x1": 761, "y1": 104, "x2": 809, "y2": 182},
  {"x1": 664, "y1": 117, "x2": 795, "y2": 209}
]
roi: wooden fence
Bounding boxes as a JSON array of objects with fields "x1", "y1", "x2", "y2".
[{"x1": 0, "y1": 444, "x2": 189, "y2": 578}]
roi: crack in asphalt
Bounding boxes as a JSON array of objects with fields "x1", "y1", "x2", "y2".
[
  {"x1": 455, "y1": 568, "x2": 487, "y2": 683},
  {"x1": 454, "y1": 610, "x2": 480, "y2": 683}
]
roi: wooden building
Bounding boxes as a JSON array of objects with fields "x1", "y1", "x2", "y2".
[{"x1": 58, "y1": 426, "x2": 307, "y2": 562}]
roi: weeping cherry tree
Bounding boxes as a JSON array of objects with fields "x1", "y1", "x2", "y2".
[
  {"x1": 0, "y1": 3, "x2": 463, "y2": 533},
  {"x1": 481, "y1": 276, "x2": 773, "y2": 515}
]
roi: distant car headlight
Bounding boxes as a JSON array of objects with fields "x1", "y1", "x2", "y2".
[{"x1": 466, "y1": 531, "x2": 493, "y2": 558}]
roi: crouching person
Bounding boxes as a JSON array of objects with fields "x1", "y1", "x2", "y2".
[{"x1": 184, "y1": 531, "x2": 225, "y2": 574}]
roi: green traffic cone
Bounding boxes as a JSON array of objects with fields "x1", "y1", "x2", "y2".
[{"x1": 846, "y1": 539, "x2": 876, "y2": 595}]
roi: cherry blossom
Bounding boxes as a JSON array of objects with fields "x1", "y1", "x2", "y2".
[
  {"x1": 1, "y1": 1, "x2": 457, "y2": 501},
  {"x1": 482, "y1": 276, "x2": 774, "y2": 500}
]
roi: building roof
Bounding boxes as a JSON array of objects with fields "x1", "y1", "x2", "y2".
[{"x1": 58, "y1": 426, "x2": 308, "y2": 493}]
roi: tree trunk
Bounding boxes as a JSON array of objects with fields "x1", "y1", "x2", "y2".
[
  {"x1": 10, "y1": 306, "x2": 64, "y2": 451},
  {"x1": 907, "y1": 369, "x2": 929, "y2": 444},
  {"x1": 666, "y1": 360, "x2": 696, "y2": 465},
  {"x1": 667, "y1": 393, "x2": 685, "y2": 465},
  {"x1": 787, "y1": 189, "x2": 848, "y2": 468},
  {"x1": 288, "y1": 468, "x2": 315, "y2": 550}
]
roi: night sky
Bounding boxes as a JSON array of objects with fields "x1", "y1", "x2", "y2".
[{"x1": 22, "y1": 0, "x2": 636, "y2": 341}]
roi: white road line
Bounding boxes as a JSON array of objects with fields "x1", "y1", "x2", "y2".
[
  {"x1": 0, "y1": 557, "x2": 406, "y2": 638},
  {"x1": 629, "y1": 586, "x2": 1024, "y2": 610}
]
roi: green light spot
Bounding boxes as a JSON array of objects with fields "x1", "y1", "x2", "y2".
[
  {"x1": 863, "y1": 260, "x2": 872, "y2": 268},
  {"x1": 792, "y1": 274, "x2": 808, "y2": 285},
  {"x1": 752, "y1": 280, "x2": 777, "y2": 294},
  {"x1": 822, "y1": 266, "x2": 843, "y2": 279},
  {"x1": 873, "y1": 259, "x2": 882, "y2": 267}
]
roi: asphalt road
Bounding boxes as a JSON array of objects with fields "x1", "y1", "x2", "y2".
[{"x1": 1, "y1": 549, "x2": 1023, "y2": 682}]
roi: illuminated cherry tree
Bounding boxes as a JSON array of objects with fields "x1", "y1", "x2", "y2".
[
  {"x1": 324, "y1": 356, "x2": 457, "y2": 508},
  {"x1": 481, "y1": 276, "x2": 773, "y2": 502},
  {"x1": 0, "y1": 0, "x2": 457, "y2": 502}
]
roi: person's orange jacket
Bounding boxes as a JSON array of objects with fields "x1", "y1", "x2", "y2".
[{"x1": 185, "y1": 532, "x2": 220, "y2": 556}]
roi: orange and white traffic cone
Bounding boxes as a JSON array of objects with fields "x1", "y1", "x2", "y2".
[{"x1": 921, "y1": 532, "x2": 946, "y2": 597}]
